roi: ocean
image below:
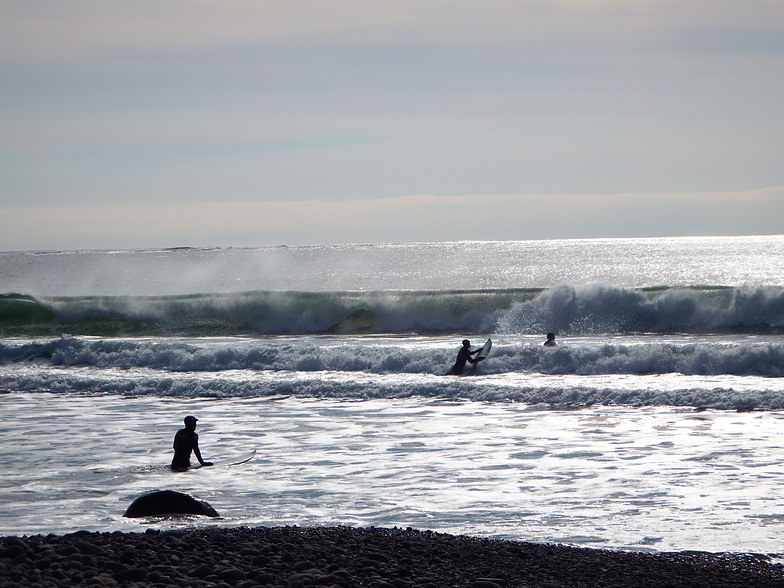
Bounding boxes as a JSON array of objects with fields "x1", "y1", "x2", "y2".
[{"x1": 1, "y1": 236, "x2": 784, "y2": 554}]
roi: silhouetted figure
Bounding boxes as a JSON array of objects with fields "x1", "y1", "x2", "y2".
[
  {"x1": 171, "y1": 416, "x2": 213, "y2": 471},
  {"x1": 544, "y1": 333, "x2": 556, "y2": 347},
  {"x1": 450, "y1": 339, "x2": 484, "y2": 375}
]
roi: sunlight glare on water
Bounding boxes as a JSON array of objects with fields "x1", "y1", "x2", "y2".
[
  {"x1": 3, "y1": 393, "x2": 784, "y2": 553},
  {"x1": 3, "y1": 236, "x2": 784, "y2": 296}
]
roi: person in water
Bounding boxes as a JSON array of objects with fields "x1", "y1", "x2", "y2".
[
  {"x1": 450, "y1": 339, "x2": 484, "y2": 374},
  {"x1": 544, "y1": 333, "x2": 556, "y2": 347},
  {"x1": 171, "y1": 415, "x2": 213, "y2": 471}
]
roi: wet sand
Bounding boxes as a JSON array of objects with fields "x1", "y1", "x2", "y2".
[{"x1": 2, "y1": 525, "x2": 783, "y2": 587}]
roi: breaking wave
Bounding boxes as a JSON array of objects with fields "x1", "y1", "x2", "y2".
[
  {"x1": 2, "y1": 284, "x2": 783, "y2": 337},
  {"x1": 3, "y1": 333, "x2": 784, "y2": 379}
]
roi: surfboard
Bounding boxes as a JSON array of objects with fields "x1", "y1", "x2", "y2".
[
  {"x1": 193, "y1": 450, "x2": 256, "y2": 468},
  {"x1": 476, "y1": 338, "x2": 492, "y2": 360}
]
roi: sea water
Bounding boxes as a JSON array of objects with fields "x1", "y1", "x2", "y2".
[{"x1": 1, "y1": 236, "x2": 784, "y2": 553}]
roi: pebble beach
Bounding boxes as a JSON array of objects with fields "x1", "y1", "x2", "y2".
[{"x1": 2, "y1": 525, "x2": 784, "y2": 588}]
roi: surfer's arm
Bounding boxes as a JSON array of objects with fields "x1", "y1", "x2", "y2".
[
  {"x1": 192, "y1": 441, "x2": 212, "y2": 467},
  {"x1": 468, "y1": 349, "x2": 483, "y2": 360}
]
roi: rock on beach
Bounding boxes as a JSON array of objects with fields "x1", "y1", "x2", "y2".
[
  {"x1": 2, "y1": 525, "x2": 783, "y2": 587},
  {"x1": 122, "y1": 490, "x2": 219, "y2": 518}
]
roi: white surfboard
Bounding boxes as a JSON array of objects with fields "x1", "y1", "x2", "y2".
[
  {"x1": 476, "y1": 338, "x2": 492, "y2": 360},
  {"x1": 193, "y1": 450, "x2": 256, "y2": 468}
]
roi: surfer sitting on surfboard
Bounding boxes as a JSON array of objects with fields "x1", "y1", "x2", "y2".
[
  {"x1": 171, "y1": 415, "x2": 213, "y2": 471},
  {"x1": 450, "y1": 339, "x2": 484, "y2": 375}
]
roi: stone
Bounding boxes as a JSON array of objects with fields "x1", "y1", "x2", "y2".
[
  {"x1": 113, "y1": 567, "x2": 148, "y2": 582},
  {"x1": 122, "y1": 490, "x2": 219, "y2": 518},
  {"x1": 218, "y1": 567, "x2": 247, "y2": 582}
]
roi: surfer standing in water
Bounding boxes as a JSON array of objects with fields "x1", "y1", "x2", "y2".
[
  {"x1": 544, "y1": 333, "x2": 557, "y2": 347},
  {"x1": 171, "y1": 416, "x2": 213, "y2": 471},
  {"x1": 450, "y1": 339, "x2": 484, "y2": 375}
]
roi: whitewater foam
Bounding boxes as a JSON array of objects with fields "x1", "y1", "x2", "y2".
[{"x1": 3, "y1": 334, "x2": 784, "y2": 409}]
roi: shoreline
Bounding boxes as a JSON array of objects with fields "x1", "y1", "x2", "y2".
[{"x1": 2, "y1": 525, "x2": 783, "y2": 587}]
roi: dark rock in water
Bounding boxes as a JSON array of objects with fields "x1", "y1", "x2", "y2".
[{"x1": 123, "y1": 490, "x2": 219, "y2": 518}]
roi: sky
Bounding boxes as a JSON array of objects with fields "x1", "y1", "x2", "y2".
[{"x1": 1, "y1": 0, "x2": 783, "y2": 250}]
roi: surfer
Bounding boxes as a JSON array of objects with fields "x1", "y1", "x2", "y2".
[
  {"x1": 171, "y1": 416, "x2": 213, "y2": 471},
  {"x1": 450, "y1": 339, "x2": 484, "y2": 375},
  {"x1": 544, "y1": 333, "x2": 556, "y2": 347}
]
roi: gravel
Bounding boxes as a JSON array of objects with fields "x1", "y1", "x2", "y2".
[{"x1": 2, "y1": 525, "x2": 783, "y2": 587}]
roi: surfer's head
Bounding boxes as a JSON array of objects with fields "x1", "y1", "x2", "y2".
[
  {"x1": 462, "y1": 339, "x2": 470, "y2": 347},
  {"x1": 184, "y1": 415, "x2": 198, "y2": 429}
]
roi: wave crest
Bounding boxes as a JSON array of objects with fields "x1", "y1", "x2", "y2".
[
  {"x1": 1, "y1": 284, "x2": 783, "y2": 337},
  {"x1": 496, "y1": 284, "x2": 784, "y2": 335}
]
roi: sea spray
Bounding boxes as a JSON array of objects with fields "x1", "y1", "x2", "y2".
[{"x1": 2, "y1": 285, "x2": 783, "y2": 337}]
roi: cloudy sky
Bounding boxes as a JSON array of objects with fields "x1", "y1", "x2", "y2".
[{"x1": 1, "y1": 1, "x2": 783, "y2": 250}]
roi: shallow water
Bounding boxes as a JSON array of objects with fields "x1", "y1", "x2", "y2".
[{"x1": 3, "y1": 392, "x2": 784, "y2": 554}]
